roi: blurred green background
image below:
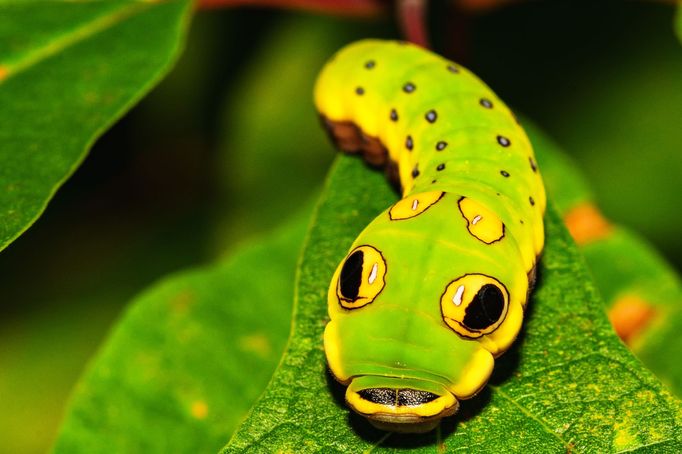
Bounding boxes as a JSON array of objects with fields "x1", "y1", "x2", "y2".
[{"x1": 0, "y1": 2, "x2": 680, "y2": 452}]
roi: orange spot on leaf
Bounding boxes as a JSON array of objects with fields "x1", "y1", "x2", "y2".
[
  {"x1": 564, "y1": 203, "x2": 613, "y2": 245},
  {"x1": 191, "y1": 400, "x2": 208, "y2": 420},
  {"x1": 0, "y1": 66, "x2": 8, "y2": 81},
  {"x1": 608, "y1": 295, "x2": 656, "y2": 344}
]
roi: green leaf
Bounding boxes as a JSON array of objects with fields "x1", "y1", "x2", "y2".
[
  {"x1": 52, "y1": 212, "x2": 308, "y2": 453},
  {"x1": 0, "y1": 0, "x2": 191, "y2": 252},
  {"x1": 224, "y1": 155, "x2": 682, "y2": 452},
  {"x1": 526, "y1": 116, "x2": 682, "y2": 399}
]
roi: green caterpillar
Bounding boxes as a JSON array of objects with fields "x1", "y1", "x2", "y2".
[{"x1": 314, "y1": 39, "x2": 546, "y2": 433}]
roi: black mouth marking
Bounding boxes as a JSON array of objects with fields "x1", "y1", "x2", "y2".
[{"x1": 358, "y1": 388, "x2": 440, "y2": 407}]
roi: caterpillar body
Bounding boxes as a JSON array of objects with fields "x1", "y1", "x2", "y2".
[{"x1": 314, "y1": 40, "x2": 546, "y2": 433}]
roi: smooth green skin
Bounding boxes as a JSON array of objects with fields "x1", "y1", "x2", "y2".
[
  {"x1": 224, "y1": 155, "x2": 682, "y2": 453},
  {"x1": 52, "y1": 211, "x2": 308, "y2": 453},
  {"x1": 331, "y1": 193, "x2": 522, "y2": 392},
  {"x1": 0, "y1": 0, "x2": 191, "y2": 253}
]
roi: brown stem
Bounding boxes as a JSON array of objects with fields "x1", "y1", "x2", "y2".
[
  {"x1": 397, "y1": 0, "x2": 430, "y2": 48},
  {"x1": 198, "y1": 0, "x2": 388, "y2": 17}
]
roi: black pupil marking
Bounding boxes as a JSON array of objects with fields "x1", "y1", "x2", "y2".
[
  {"x1": 437, "y1": 163, "x2": 445, "y2": 171},
  {"x1": 529, "y1": 196, "x2": 535, "y2": 206},
  {"x1": 365, "y1": 60, "x2": 375, "y2": 69},
  {"x1": 463, "y1": 284, "x2": 505, "y2": 330},
  {"x1": 436, "y1": 141, "x2": 447, "y2": 151},
  {"x1": 403, "y1": 82, "x2": 416, "y2": 93},
  {"x1": 406, "y1": 135, "x2": 413, "y2": 150},
  {"x1": 390, "y1": 109, "x2": 398, "y2": 121},
  {"x1": 339, "y1": 250, "x2": 363, "y2": 301},
  {"x1": 500, "y1": 170, "x2": 510, "y2": 177},
  {"x1": 497, "y1": 135, "x2": 511, "y2": 147},
  {"x1": 425, "y1": 110, "x2": 437, "y2": 123},
  {"x1": 355, "y1": 87, "x2": 364, "y2": 95},
  {"x1": 480, "y1": 98, "x2": 493, "y2": 108},
  {"x1": 358, "y1": 388, "x2": 439, "y2": 406}
]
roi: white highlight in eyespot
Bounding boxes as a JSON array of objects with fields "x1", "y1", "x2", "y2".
[
  {"x1": 368, "y1": 263, "x2": 378, "y2": 284},
  {"x1": 452, "y1": 285, "x2": 465, "y2": 306},
  {"x1": 411, "y1": 199, "x2": 419, "y2": 211},
  {"x1": 472, "y1": 215, "x2": 482, "y2": 225}
]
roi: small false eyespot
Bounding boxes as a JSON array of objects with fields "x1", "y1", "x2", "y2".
[
  {"x1": 458, "y1": 197, "x2": 505, "y2": 244},
  {"x1": 389, "y1": 191, "x2": 444, "y2": 221},
  {"x1": 336, "y1": 245, "x2": 387, "y2": 310},
  {"x1": 440, "y1": 274, "x2": 509, "y2": 339}
]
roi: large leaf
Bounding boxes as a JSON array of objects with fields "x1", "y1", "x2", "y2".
[
  {"x1": 52, "y1": 210, "x2": 308, "y2": 452},
  {"x1": 224, "y1": 155, "x2": 682, "y2": 452},
  {"x1": 0, "y1": 0, "x2": 191, "y2": 252}
]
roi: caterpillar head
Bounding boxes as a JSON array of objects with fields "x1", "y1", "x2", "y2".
[{"x1": 324, "y1": 191, "x2": 530, "y2": 432}]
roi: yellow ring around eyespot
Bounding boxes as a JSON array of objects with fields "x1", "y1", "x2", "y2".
[
  {"x1": 389, "y1": 191, "x2": 445, "y2": 221},
  {"x1": 440, "y1": 274, "x2": 509, "y2": 339},
  {"x1": 336, "y1": 245, "x2": 387, "y2": 310}
]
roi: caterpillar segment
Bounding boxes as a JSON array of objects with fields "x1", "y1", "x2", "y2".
[{"x1": 315, "y1": 40, "x2": 546, "y2": 432}]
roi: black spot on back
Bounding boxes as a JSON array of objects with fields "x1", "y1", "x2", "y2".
[
  {"x1": 412, "y1": 165, "x2": 420, "y2": 178},
  {"x1": 497, "y1": 135, "x2": 511, "y2": 147},
  {"x1": 437, "y1": 163, "x2": 445, "y2": 171},
  {"x1": 463, "y1": 284, "x2": 505, "y2": 330},
  {"x1": 480, "y1": 98, "x2": 493, "y2": 109},
  {"x1": 425, "y1": 110, "x2": 437, "y2": 123},
  {"x1": 529, "y1": 196, "x2": 535, "y2": 206},
  {"x1": 355, "y1": 87, "x2": 364, "y2": 95},
  {"x1": 447, "y1": 64, "x2": 458, "y2": 73},
  {"x1": 403, "y1": 82, "x2": 416, "y2": 93},
  {"x1": 500, "y1": 170, "x2": 510, "y2": 177},
  {"x1": 436, "y1": 141, "x2": 447, "y2": 151},
  {"x1": 406, "y1": 135, "x2": 413, "y2": 150},
  {"x1": 365, "y1": 60, "x2": 375, "y2": 69},
  {"x1": 390, "y1": 108, "x2": 398, "y2": 122},
  {"x1": 529, "y1": 157, "x2": 537, "y2": 172},
  {"x1": 339, "y1": 250, "x2": 363, "y2": 301}
]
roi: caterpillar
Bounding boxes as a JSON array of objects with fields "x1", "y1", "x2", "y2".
[{"x1": 314, "y1": 40, "x2": 546, "y2": 433}]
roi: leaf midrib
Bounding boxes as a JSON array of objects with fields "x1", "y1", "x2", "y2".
[{"x1": 0, "y1": 1, "x2": 151, "y2": 84}]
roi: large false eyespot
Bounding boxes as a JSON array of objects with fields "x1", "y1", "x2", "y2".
[
  {"x1": 440, "y1": 274, "x2": 509, "y2": 339},
  {"x1": 336, "y1": 245, "x2": 387, "y2": 309},
  {"x1": 389, "y1": 191, "x2": 444, "y2": 221}
]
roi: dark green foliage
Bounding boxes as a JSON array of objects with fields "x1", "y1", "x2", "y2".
[{"x1": 0, "y1": 0, "x2": 191, "y2": 252}]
